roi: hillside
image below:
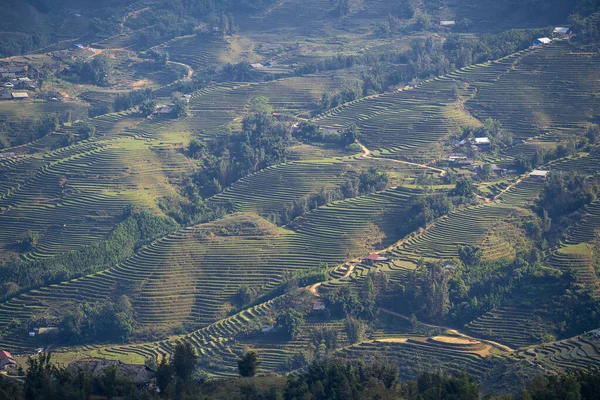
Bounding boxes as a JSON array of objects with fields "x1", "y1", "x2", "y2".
[{"x1": 1, "y1": 0, "x2": 600, "y2": 398}]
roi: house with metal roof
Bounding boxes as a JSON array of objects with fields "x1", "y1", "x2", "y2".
[
  {"x1": 553, "y1": 27, "x2": 571, "y2": 37},
  {"x1": 533, "y1": 38, "x2": 552, "y2": 46},
  {"x1": 11, "y1": 92, "x2": 29, "y2": 100}
]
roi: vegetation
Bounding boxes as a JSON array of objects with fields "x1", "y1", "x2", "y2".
[
  {"x1": 60, "y1": 295, "x2": 135, "y2": 344},
  {"x1": 1, "y1": 0, "x2": 600, "y2": 395}
]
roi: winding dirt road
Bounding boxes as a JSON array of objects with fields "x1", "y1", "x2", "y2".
[{"x1": 356, "y1": 140, "x2": 446, "y2": 176}]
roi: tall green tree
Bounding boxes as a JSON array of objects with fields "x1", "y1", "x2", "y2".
[{"x1": 238, "y1": 351, "x2": 260, "y2": 377}]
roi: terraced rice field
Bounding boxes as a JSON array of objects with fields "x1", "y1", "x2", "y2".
[
  {"x1": 315, "y1": 77, "x2": 473, "y2": 162},
  {"x1": 464, "y1": 42, "x2": 600, "y2": 141},
  {"x1": 156, "y1": 35, "x2": 230, "y2": 70},
  {"x1": 552, "y1": 152, "x2": 600, "y2": 177},
  {"x1": 517, "y1": 333, "x2": 600, "y2": 373},
  {"x1": 0, "y1": 183, "x2": 419, "y2": 352},
  {"x1": 392, "y1": 203, "x2": 528, "y2": 261},
  {"x1": 0, "y1": 100, "x2": 89, "y2": 145},
  {"x1": 0, "y1": 137, "x2": 189, "y2": 257},
  {"x1": 335, "y1": 338, "x2": 494, "y2": 380},
  {"x1": 466, "y1": 306, "x2": 554, "y2": 348},
  {"x1": 210, "y1": 156, "x2": 427, "y2": 217}
]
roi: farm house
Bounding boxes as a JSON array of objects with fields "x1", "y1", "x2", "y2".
[
  {"x1": 533, "y1": 37, "x2": 552, "y2": 46},
  {"x1": 0, "y1": 350, "x2": 16, "y2": 371},
  {"x1": 529, "y1": 170, "x2": 549, "y2": 180},
  {"x1": 553, "y1": 27, "x2": 571, "y2": 38}
]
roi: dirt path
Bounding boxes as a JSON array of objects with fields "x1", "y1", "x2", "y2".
[
  {"x1": 121, "y1": 7, "x2": 151, "y2": 30},
  {"x1": 493, "y1": 178, "x2": 522, "y2": 201},
  {"x1": 167, "y1": 61, "x2": 194, "y2": 80},
  {"x1": 356, "y1": 141, "x2": 446, "y2": 176},
  {"x1": 378, "y1": 308, "x2": 514, "y2": 352},
  {"x1": 309, "y1": 263, "x2": 355, "y2": 296}
]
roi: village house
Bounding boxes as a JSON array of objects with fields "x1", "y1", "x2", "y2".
[
  {"x1": 529, "y1": 169, "x2": 549, "y2": 180},
  {"x1": 474, "y1": 137, "x2": 490, "y2": 146},
  {"x1": 156, "y1": 105, "x2": 174, "y2": 115},
  {"x1": 11, "y1": 92, "x2": 29, "y2": 100},
  {"x1": 533, "y1": 37, "x2": 552, "y2": 46},
  {"x1": 0, "y1": 350, "x2": 17, "y2": 371},
  {"x1": 440, "y1": 20, "x2": 456, "y2": 27},
  {"x1": 443, "y1": 263, "x2": 458, "y2": 272},
  {"x1": 553, "y1": 27, "x2": 571, "y2": 38},
  {"x1": 363, "y1": 253, "x2": 389, "y2": 264}
]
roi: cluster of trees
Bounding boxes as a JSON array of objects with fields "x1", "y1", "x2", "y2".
[
  {"x1": 292, "y1": 122, "x2": 361, "y2": 150},
  {"x1": 0, "y1": 207, "x2": 177, "y2": 301},
  {"x1": 570, "y1": 11, "x2": 600, "y2": 47},
  {"x1": 316, "y1": 85, "x2": 362, "y2": 113},
  {"x1": 458, "y1": 119, "x2": 514, "y2": 154},
  {"x1": 4, "y1": 351, "x2": 600, "y2": 399},
  {"x1": 0, "y1": 352, "x2": 146, "y2": 400},
  {"x1": 0, "y1": 32, "x2": 49, "y2": 59},
  {"x1": 523, "y1": 171, "x2": 599, "y2": 251},
  {"x1": 401, "y1": 177, "x2": 475, "y2": 234},
  {"x1": 514, "y1": 141, "x2": 579, "y2": 172},
  {"x1": 113, "y1": 88, "x2": 154, "y2": 112},
  {"x1": 295, "y1": 30, "x2": 542, "y2": 104},
  {"x1": 65, "y1": 55, "x2": 113, "y2": 86},
  {"x1": 60, "y1": 295, "x2": 135, "y2": 344},
  {"x1": 190, "y1": 111, "x2": 292, "y2": 197},
  {"x1": 58, "y1": 122, "x2": 97, "y2": 147},
  {"x1": 537, "y1": 172, "x2": 598, "y2": 220},
  {"x1": 157, "y1": 187, "x2": 232, "y2": 225},
  {"x1": 390, "y1": 251, "x2": 562, "y2": 328},
  {"x1": 284, "y1": 358, "x2": 481, "y2": 400}
]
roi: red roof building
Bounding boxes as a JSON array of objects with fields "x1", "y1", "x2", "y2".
[{"x1": 0, "y1": 350, "x2": 16, "y2": 371}]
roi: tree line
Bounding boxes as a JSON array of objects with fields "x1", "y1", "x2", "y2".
[{"x1": 3, "y1": 351, "x2": 600, "y2": 399}]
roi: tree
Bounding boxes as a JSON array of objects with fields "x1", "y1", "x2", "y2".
[
  {"x1": 453, "y1": 176, "x2": 475, "y2": 198},
  {"x1": 359, "y1": 275, "x2": 377, "y2": 321},
  {"x1": 238, "y1": 351, "x2": 260, "y2": 377},
  {"x1": 155, "y1": 356, "x2": 173, "y2": 394},
  {"x1": 276, "y1": 308, "x2": 305, "y2": 339},
  {"x1": 24, "y1": 352, "x2": 54, "y2": 400},
  {"x1": 479, "y1": 163, "x2": 494, "y2": 181},
  {"x1": 77, "y1": 122, "x2": 96, "y2": 140},
  {"x1": 16, "y1": 230, "x2": 39, "y2": 252},
  {"x1": 139, "y1": 99, "x2": 157, "y2": 117},
  {"x1": 423, "y1": 262, "x2": 450, "y2": 319},
  {"x1": 172, "y1": 342, "x2": 197, "y2": 385},
  {"x1": 186, "y1": 138, "x2": 206, "y2": 159},
  {"x1": 344, "y1": 316, "x2": 367, "y2": 344},
  {"x1": 415, "y1": 12, "x2": 432, "y2": 30},
  {"x1": 250, "y1": 96, "x2": 273, "y2": 114},
  {"x1": 458, "y1": 245, "x2": 482, "y2": 267},
  {"x1": 341, "y1": 124, "x2": 360, "y2": 146},
  {"x1": 172, "y1": 92, "x2": 190, "y2": 118}
]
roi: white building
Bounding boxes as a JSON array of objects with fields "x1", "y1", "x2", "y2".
[{"x1": 533, "y1": 38, "x2": 552, "y2": 46}]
